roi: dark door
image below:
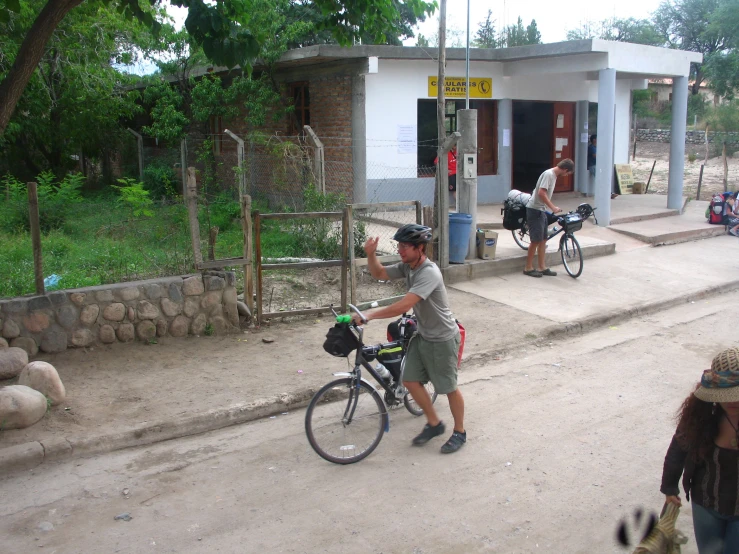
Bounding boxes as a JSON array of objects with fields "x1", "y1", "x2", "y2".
[{"x1": 552, "y1": 102, "x2": 575, "y2": 192}]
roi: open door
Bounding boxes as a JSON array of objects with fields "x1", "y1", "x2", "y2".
[{"x1": 552, "y1": 102, "x2": 575, "y2": 192}]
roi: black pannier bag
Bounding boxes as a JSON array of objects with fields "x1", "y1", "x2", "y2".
[
  {"x1": 323, "y1": 323, "x2": 359, "y2": 357},
  {"x1": 561, "y1": 213, "x2": 583, "y2": 233},
  {"x1": 386, "y1": 317, "x2": 417, "y2": 342},
  {"x1": 502, "y1": 199, "x2": 527, "y2": 230},
  {"x1": 377, "y1": 342, "x2": 404, "y2": 380}
]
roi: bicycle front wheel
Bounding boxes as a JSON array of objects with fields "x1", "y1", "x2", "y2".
[
  {"x1": 512, "y1": 223, "x2": 530, "y2": 250},
  {"x1": 404, "y1": 382, "x2": 439, "y2": 416},
  {"x1": 305, "y1": 378, "x2": 388, "y2": 464},
  {"x1": 560, "y1": 234, "x2": 583, "y2": 278}
]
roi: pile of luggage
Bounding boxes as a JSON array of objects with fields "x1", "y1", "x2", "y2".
[{"x1": 502, "y1": 189, "x2": 531, "y2": 230}]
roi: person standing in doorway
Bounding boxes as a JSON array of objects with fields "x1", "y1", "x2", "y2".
[
  {"x1": 587, "y1": 134, "x2": 597, "y2": 182},
  {"x1": 435, "y1": 147, "x2": 458, "y2": 204},
  {"x1": 523, "y1": 159, "x2": 574, "y2": 278},
  {"x1": 351, "y1": 224, "x2": 467, "y2": 454}
]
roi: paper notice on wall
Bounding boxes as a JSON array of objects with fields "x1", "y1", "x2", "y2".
[
  {"x1": 584, "y1": 122, "x2": 588, "y2": 130},
  {"x1": 396, "y1": 125, "x2": 417, "y2": 154},
  {"x1": 555, "y1": 137, "x2": 564, "y2": 151},
  {"x1": 503, "y1": 129, "x2": 511, "y2": 147},
  {"x1": 581, "y1": 133, "x2": 589, "y2": 143},
  {"x1": 556, "y1": 114, "x2": 564, "y2": 128}
]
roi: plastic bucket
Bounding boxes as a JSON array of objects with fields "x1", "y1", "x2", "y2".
[{"x1": 449, "y1": 213, "x2": 472, "y2": 264}]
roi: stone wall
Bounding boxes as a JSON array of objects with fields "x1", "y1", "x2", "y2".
[
  {"x1": 0, "y1": 272, "x2": 239, "y2": 357},
  {"x1": 636, "y1": 129, "x2": 739, "y2": 145}
]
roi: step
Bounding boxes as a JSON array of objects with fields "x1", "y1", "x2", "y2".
[{"x1": 441, "y1": 240, "x2": 616, "y2": 284}]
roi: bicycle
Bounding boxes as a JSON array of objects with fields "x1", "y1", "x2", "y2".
[
  {"x1": 305, "y1": 305, "x2": 438, "y2": 465},
  {"x1": 510, "y1": 203, "x2": 597, "y2": 278}
]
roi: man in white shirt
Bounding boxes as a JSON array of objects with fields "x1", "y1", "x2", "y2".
[{"x1": 523, "y1": 159, "x2": 574, "y2": 277}]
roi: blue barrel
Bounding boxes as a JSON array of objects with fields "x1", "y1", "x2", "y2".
[{"x1": 449, "y1": 213, "x2": 472, "y2": 264}]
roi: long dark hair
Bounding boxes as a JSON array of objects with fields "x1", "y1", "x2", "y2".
[{"x1": 675, "y1": 384, "x2": 721, "y2": 461}]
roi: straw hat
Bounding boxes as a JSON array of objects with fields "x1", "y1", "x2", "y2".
[{"x1": 694, "y1": 348, "x2": 739, "y2": 403}]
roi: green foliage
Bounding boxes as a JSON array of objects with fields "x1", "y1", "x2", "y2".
[
  {"x1": 142, "y1": 82, "x2": 190, "y2": 142},
  {"x1": 203, "y1": 322, "x2": 215, "y2": 336},
  {"x1": 705, "y1": 100, "x2": 739, "y2": 131},
  {"x1": 143, "y1": 162, "x2": 179, "y2": 199},
  {"x1": 0, "y1": 171, "x2": 83, "y2": 233},
  {"x1": 499, "y1": 17, "x2": 542, "y2": 48},
  {"x1": 472, "y1": 10, "x2": 497, "y2": 48},
  {"x1": 112, "y1": 178, "x2": 155, "y2": 218},
  {"x1": 0, "y1": 0, "x2": 147, "y2": 179},
  {"x1": 566, "y1": 17, "x2": 662, "y2": 44}
]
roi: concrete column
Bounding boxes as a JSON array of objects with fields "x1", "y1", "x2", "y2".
[
  {"x1": 595, "y1": 68, "x2": 616, "y2": 226},
  {"x1": 351, "y1": 74, "x2": 367, "y2": 204},
  {"x1": 497, "y1": 99, "x2": 513, "y2": 189},
  {"x1": 575, "y1": 100, "x2": 589, "y2": 194},
  {"x1": 457, "y1": 109, "x2": 478, "y2": 259},
  {"x1": 668, "y1": 76, "x2": 688, "y2": 211}
]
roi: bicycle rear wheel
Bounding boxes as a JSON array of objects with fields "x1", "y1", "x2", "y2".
[
  {"x1": 512, "y1": 223, "x2": 530, "y2": 250},
  {"x1": 560, "y1": 234, "x2": 583, "y2": 278},
  {"x1": 305, "y1": 378, "x2": 387, "y2": 464},
  {"x1": 404, "y1": 382, "x2": 439, "y2": 416}
]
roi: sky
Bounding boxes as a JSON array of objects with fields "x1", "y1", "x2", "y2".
[{"x1": 409, "y1": 0, "x2": 665, "y2": 45}]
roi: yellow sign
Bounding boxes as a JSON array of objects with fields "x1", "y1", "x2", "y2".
[
  {"x1": 428, "y1": 77, "x2": 493, "y2": 98},
  {"x1": 614, "y1": 164, "x2": 634, "y2": 195}
]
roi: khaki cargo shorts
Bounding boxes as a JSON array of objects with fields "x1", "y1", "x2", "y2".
[{"x1": 403, "y1": 331, "x2": 460, "y2": 394}]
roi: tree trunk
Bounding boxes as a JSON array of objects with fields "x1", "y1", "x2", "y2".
[{"x1": 0, "y1": 0, "x2": 84, "y2": 135}]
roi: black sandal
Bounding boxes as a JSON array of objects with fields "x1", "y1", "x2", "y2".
[{"x1": 440, "y1": 431, "x2": 467, "y2": 453}]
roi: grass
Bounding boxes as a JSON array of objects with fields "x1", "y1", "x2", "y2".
[{"x1": 0, "y1": 190, "x2": 357, "y2": 299}]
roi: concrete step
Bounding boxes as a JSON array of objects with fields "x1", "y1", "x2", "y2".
[{"x1": 441, "y1": 240, "x2": 616, "y2": 284}]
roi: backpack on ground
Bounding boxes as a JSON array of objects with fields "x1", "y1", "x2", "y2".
[
  {"x1": 708, "y1": 192, "x2": 732, "y2": 225},
  {"x1": 502, "y1": 189, "x2": 531, "y2": 230}
]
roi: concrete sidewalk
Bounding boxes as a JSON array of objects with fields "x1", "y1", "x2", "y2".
[{"x1": 2, "y1": 229, "x2": 738, "y2": 474}]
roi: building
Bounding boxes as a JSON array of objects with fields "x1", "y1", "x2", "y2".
[{"x1": 144, "y1": 39, "x2": 701, "y2": 226}]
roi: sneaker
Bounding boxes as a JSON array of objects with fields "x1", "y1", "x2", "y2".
[
  {"x1": 523, "y1": 269, "x2": 543, "y2": 278},
  {"x1": 730, "y1": 229, "x2": 738, "y2": 237},
  {"x1": 440, "y1": 430, "x2": 467, "y2": 454},
  {"x1": 412, "y1": 422, "x2": 446, "y2": 446}
]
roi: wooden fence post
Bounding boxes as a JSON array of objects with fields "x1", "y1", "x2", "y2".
[
  {"x1": 347, "y1": 205, "x2": 356, "y2": 305},
  {"x1": 241, "y1": 195, "x2": 254, "y2": 316},
  {"x1": 254, "y1": 211, "x2": 262, "y2": 325},
  {"x1": 185, "y1": 168, "x2": 204, "y2": 268},
  {"x1": 423, "y1": 205, "x2": 435, "y2": 262},
  {"x1": 341, "y1": 207, "x2": 349, "y2": 312},
  {"x1": 723, "y1": 141, "x2": 729, "y2": 189},
  {"x1": 696, "y1": 164, "x2": 705, "y2": 200},
  {"x1": 27, "y1": 182, "x2": 45, "y2": 295}
]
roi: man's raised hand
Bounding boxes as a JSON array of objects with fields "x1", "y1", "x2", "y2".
[{"x1": 364, "y1": 237, "x2": 380, "y2": 256}]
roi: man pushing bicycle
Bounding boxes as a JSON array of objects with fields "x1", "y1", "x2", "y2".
[{"x1": 350, "y1": 224, "x2": 466, "y2": 454}]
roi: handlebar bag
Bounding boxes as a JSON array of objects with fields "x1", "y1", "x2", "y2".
[{"x1": 323, "y1": 323, "x2": 359, "y2": 357}]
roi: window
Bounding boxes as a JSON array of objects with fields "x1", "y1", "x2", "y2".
[
  {"x1": 416, "y1": 99, "x2": 498, "y2": 176},
  {"x1": 290, "y1": 82, "x2": 310, "y2": 134}
]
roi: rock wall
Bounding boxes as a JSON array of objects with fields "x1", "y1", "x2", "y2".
[
  {"x1": 636, "y1": 129, "x2": 739, "y2": 145},
  {"x1": 0, "y1": 272, "x2": 239, "y2": 356}
]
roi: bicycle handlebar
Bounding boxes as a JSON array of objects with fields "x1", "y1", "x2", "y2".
[{"x1": 330, "y1": 303, "x2": 368, "y2": 324}]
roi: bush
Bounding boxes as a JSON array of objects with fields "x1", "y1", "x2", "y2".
[
  {"x1": 0, "y1": 171, "x2": 83, "y2": 233},
  {"x1": 143, "y1": 162, "x2": 179, "y2": 199}
]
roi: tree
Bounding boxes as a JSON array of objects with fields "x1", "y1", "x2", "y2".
[
  {"x1": 566, "y1": 17, "x2": 662, "y2": 45},
  {"x1": 416, "y1": 33, "x2": 430, "y2": 47},
  {"x1": 500, "y1": 17, "x2": 541, "y2": 48},
  {"x1": 472, "y1": 9, "x2": 496, "y2": 48},
  {"x1": 0, "y1": 0, "x2": 436, "y2": 136},
  {"x1": 653, "y1": 0, "x2": 737, "y2": 94},
  {"x1": 0, "y1": 0, "x2": 149, "y2": 179}
]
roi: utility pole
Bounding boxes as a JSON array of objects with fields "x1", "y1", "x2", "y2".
[{"x1": 436, "y1": 0, "x2": 449, "y2": 268}]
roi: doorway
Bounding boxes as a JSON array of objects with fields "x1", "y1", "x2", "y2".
[{"x1": 512, "y1": 101, "x2": 575, "y2": 193}]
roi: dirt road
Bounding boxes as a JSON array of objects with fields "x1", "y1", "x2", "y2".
[{"x1": 1, "y1": 297, "x2": 730, "y2": 553}]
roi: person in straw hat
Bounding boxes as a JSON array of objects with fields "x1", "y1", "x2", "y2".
[{"x1": 660, "y1": 347, "x2": 739, "y2": 553}]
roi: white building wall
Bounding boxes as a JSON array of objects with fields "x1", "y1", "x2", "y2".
[{"x1": 363, "y1": 57, "x2": 641, "y2": 202}]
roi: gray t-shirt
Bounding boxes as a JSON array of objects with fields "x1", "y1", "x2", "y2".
[
  {"x1": 526, "y1": 168, "x2": 557, "y2": 212},
  {"x1": 385, "y1": 258, "x2": 458, "y2": 341}
]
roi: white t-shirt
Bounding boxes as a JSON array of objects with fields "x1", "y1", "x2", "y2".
[{"x1": 526, "y1": 169, "x2": 557, "y2": 212}]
